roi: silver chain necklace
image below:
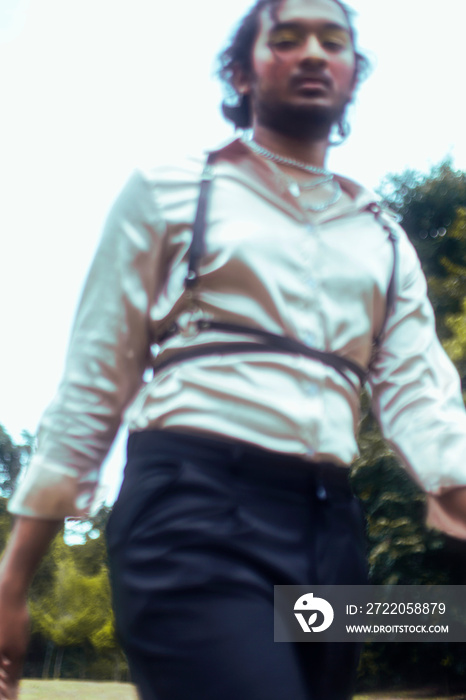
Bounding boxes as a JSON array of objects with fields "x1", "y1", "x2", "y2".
[
  {"x1": 301, "y1": 179, "x2": 342, "y2": 212},
  {"x1": 248, "y1": 139, "x2": 329, "y2": 175},
  {"x1": 282, "y1": 175, "x2": 342, "y2": 212},
  {"x1": 247, "y1": 138, "x2": 342, "y2": 212}
]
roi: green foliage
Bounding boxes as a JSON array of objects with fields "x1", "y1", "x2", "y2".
[
  {"x1": 353, "y1": 407, "x2": 466, "y2": 693},
  {"x1": 441, "y1": 209, "x2": 466, "y2": 383},
  {"x1": 444, "y1": 297, "x2": 466, "y2": 365},
  {"x1": 352, "y1": 404, "x2": 452, "y2": 586},
  {"x1": 0, "y1": 425, "x2": 32, "y2": 550},
  {"x1": 0, "y1": 423, "x2": 122, "y2": 681},
  {"x1": 0, "y1": 496, "x2": 12, "y2": 552},
  {"x1": 29, "y1": 527, "x2": 118, "y2": 674},
  {"x1": 31, "y1": 558, "x2": 111, "y2": 647},
  {"x1": 379, "y1": 162, "x2": 466, "y2": 343},
  {"x1": 378, "y1": 159, "x2": 466, "y2": 279},
  {"x1": 361, "y1": 161, "x2": 466, "y2": 587},
  {"x1": 67, "y1": 509, "x2": 111, "y2": 575},
  {"x1": 0, "y1": 424, "x2": 33, "y2": 497},
  {"x1": 428, "y1": 207, "x2": 466, "y2": 346},
  {"x1": 354, "y1": 160, "x2": 466, "y2": 692},
  {"x1": 23, "y1": 509, "x2": 122, "y2": 680}
]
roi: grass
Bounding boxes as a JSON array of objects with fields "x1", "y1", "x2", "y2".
[
  {"x1": 17, "y1": 680, "x2": 466, "y2": 700},
  {"x1": 355, "y1": 696, "x2": 466, "y2": 700},
  {"x1": 19, "y1": 680, "x2": 139, "y2": 699}
]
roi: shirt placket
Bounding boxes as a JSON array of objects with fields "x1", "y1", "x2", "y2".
[{"x1": 295, "y1": 217, "x2": 326, "y2": 459}]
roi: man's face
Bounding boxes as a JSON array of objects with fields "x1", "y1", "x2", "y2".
[{"x1": 238, "y1": 0, "x2": 357, "y2": 138}]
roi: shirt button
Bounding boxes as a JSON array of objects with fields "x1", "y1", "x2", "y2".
[
  {"x1": 305, "y1": 383, "x2": 319, "y2": 397},
  {"x1": 305, "y1": 446, "x2": 316, "y2": 458},
  {"x1": 305, "y1": 276, "x2": 317, "y2": 289},
  {"x1": 304, "y1": 332, "x2": 316, "y2": 345}
]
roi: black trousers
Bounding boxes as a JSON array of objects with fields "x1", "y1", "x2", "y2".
[{"x1": 106, "y1": 430, "x2": 368, "y2": 700}]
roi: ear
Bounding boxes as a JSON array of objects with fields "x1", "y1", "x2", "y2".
[{"x1": 232, "y1": 63, "x2": 252, "y2": 97}]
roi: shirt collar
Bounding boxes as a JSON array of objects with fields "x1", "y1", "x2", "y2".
[{"x1": 204, "y1": 135, "x2": 382, "y2": 221}]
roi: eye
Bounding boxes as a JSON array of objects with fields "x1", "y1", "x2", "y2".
[
  {"x1": 320, "y1": 31, "x2": 350, "y2": 51},
  {"x1": 322, "y1": 40, "x2": 345, "y2": 51},
  {"x1": 268, "y1": 29, "x2": 303, "y2": 50}
]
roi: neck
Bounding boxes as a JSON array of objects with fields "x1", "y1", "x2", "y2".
[{"x1": 252, "y1": 123, "x2": 329, "y2": 169}]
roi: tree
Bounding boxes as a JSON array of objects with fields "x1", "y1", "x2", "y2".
[
  {"x1": 0, "y1": 424, "x2": 33, "y2": 497},
  {"x1": 440, "y1": 207, "x2": 466, "y2": 386},
  {"x1": 353, "y1": 162, "x2": 466, "y2": 693},
  {"x1": 351, "y1": 401, "x2": 451, "y2": 587},
  {"x1": 67, "y1": 506, "x2": 111, "y2": 575},
  {"x1": 0, "y1": 423, "x2": 122, "y2": 681},
  {"x1": 444, "y1": 296, "x2": 466, "y2": 387},
  {"x1": 0, "y1": 496, "x2": 12, "y2": 553},
  {"x1": 358, "y1": 162, "x2": 466, "y2": 587},
  {"x1": 30, "y1": 534, "x2": 117, "y2": 679},
  {"x1": 379, "y1": 160, "x2": 466, "y2": 340},
  {"x1": 0, "y1": 425, "x2": 34, "y2": 554},
  {"x1": 378, "y1": 159, "x2": 466, "y2": 276}
]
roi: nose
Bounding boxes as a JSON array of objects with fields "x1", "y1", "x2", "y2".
[{"x1": 301, "y1": 34, "x2": 327, "y2": 63}]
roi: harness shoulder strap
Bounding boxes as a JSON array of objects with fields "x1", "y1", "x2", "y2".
[
  {"x1": 184, "y1": 152, "x2": 216, "y2": 290},
  {"x1": 366, "y1": 203, "x2": 399, "y2": 350}
]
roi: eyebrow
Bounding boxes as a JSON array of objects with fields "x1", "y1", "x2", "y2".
[{"x1": 269, "y1": 21, "x2": 351, "y2": 36}]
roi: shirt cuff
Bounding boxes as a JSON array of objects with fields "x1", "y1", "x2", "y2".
[{"x1": 7, "y1": 456, "x2": 99, "y2": 520}]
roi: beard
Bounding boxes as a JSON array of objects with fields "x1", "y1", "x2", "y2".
[{"x1": 252, "y1": 90, "x2": 350, "y2": 141}]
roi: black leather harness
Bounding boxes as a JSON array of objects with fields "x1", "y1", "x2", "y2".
[{"x1": 151, "y1": 154, "x2": 398, "y2": 392}]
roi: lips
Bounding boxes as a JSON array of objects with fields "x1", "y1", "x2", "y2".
[{"x1": 292, "y1": 74, "x2": 331, "y2": 92}]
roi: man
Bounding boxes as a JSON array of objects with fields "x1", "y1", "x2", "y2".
[{"x1": 1, "y1": 1, "x2": 466, "y2": 699}]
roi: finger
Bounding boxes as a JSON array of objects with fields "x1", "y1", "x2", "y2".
[
  {"x1": 0, "y1": 656, "x2": 22, "y2": 699},
  {"x1": 0, "y1": 678, "x2": 10, "y2": 700},
  {"x1": 0, "y1": 664, "x2": 10, "y2": 698},
  {"x1": 0, "y1": 658, "x2": 12, "y2": 680},
  {"x1": 0, "y1": 657, "x2": 18, "y2": 691},
  {"x1": 0, "y1": 678, "x2": 18, "y2": 700},
  {"x1": 0, "y1": 659, "x2": 11, "y2": 679},
  {"x1": 2, "y1": 654, "x2": 22, "y2": 672}
]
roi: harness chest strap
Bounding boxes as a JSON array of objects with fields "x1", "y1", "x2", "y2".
[{"x1": 153, "y1": 154, "x2": 399, "y2": 392}]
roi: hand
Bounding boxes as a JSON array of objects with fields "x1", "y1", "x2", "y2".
[
  {"x1": 0, "y1": 516, "x2": 63, "y2": 699},
  {"x1": 426, "y1": 488, "x2": 466, "y2": 540},
  {"x1": 0, "y1": 579, "x2": 31, "y2": 700}
]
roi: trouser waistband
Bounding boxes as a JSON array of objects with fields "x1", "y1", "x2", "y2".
[{"x1": 127, "y1": 429, "x2": 352, "y2": 498}]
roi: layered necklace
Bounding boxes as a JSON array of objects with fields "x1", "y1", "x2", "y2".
[{"x1": 247, "y1": 138, "x2": 342, "y2": 213}]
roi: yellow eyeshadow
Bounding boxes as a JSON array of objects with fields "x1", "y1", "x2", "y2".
[
  {"x1": 320, "y1": 30, "x2": 350, "y2": 47},
  {"x1": 268, "y1": 27, "x2": 351, "y2": 50},
  {"x1": 268, "y1": 29, "x2": 304, "y2": 46}
]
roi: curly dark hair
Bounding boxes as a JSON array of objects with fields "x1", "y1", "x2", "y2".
[{"x1": 217, "y1": 0, "x2": 371, "y2": 137}]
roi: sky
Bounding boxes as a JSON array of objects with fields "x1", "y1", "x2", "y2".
[{"x1": 1, "y1": 0, "x2": 466, "y2": 505}]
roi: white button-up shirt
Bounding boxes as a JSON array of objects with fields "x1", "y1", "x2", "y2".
[{"x1": 8, "y1": 137, "x2": 466, "y2": 528}]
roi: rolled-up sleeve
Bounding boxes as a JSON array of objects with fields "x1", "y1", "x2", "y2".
[
  {"x1": 369, "y1": 228, "x2": 466, "y2": 497},
  {"x1": 8, "y1": 169, "x2": 166, "y2": 519}
]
